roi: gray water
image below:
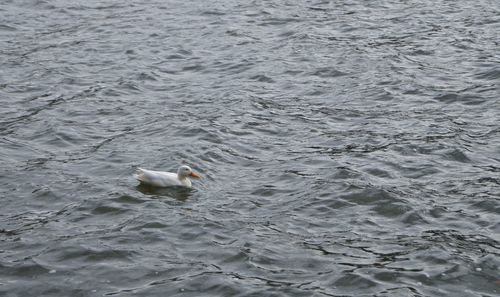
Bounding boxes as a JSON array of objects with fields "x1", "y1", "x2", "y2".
[{"x1": 1, "y1": 1, "x2": 499, "y2": 296}]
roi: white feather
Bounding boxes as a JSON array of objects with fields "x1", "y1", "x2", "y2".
[{"x1": 134, "y1": 165, "x2": 199, "y2": 188}]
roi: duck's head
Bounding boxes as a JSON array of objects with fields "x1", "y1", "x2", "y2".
[{"x1": 177, "y1": 165, "x2": 200, "y2": 179}]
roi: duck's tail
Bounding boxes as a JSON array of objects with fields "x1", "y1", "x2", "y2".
[{"x1": 133, "y1": 168, "x2": 146, "y2": 182}]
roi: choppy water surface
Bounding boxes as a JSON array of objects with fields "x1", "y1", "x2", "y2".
[{"x1": 1, "y1": 0, "x2": 499, "y2": 296}]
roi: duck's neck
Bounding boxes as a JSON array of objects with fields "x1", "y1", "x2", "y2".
[{"x1": 177, "y1": 175, "x2": 192, "y2": 187}]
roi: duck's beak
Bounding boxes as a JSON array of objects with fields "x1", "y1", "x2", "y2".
[{"x1": 189, "y1": 171, "x2": 201, "y2": 178}]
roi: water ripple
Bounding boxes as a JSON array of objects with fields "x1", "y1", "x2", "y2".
[{"x1": 1, "y1": 0, "x2": 499, "y2": 296}]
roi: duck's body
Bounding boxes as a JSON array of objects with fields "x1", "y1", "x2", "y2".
[{"x1": 134, "y1": 165, "x2": 200, "y2": 188}]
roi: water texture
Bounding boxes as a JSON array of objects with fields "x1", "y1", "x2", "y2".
[{"x1": 1, "y1": 0, "x2": 499, "y2": 296}]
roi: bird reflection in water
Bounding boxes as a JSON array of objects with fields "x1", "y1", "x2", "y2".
[{"x1": 135, "y1": 184, "x2": 193, "y2": 202}]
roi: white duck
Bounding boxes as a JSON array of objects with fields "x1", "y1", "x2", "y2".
[{"x1": 134, "y1": 165, "x2": 200, "y2": 188}]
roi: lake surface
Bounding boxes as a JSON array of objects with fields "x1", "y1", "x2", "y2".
[{"x1": 1, "y1": 0, "x2": 499, "y2": 296}]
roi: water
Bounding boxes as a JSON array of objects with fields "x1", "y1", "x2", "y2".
[{"x1": 1, "y1": 0, "x2": 499, "y2": 296}]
